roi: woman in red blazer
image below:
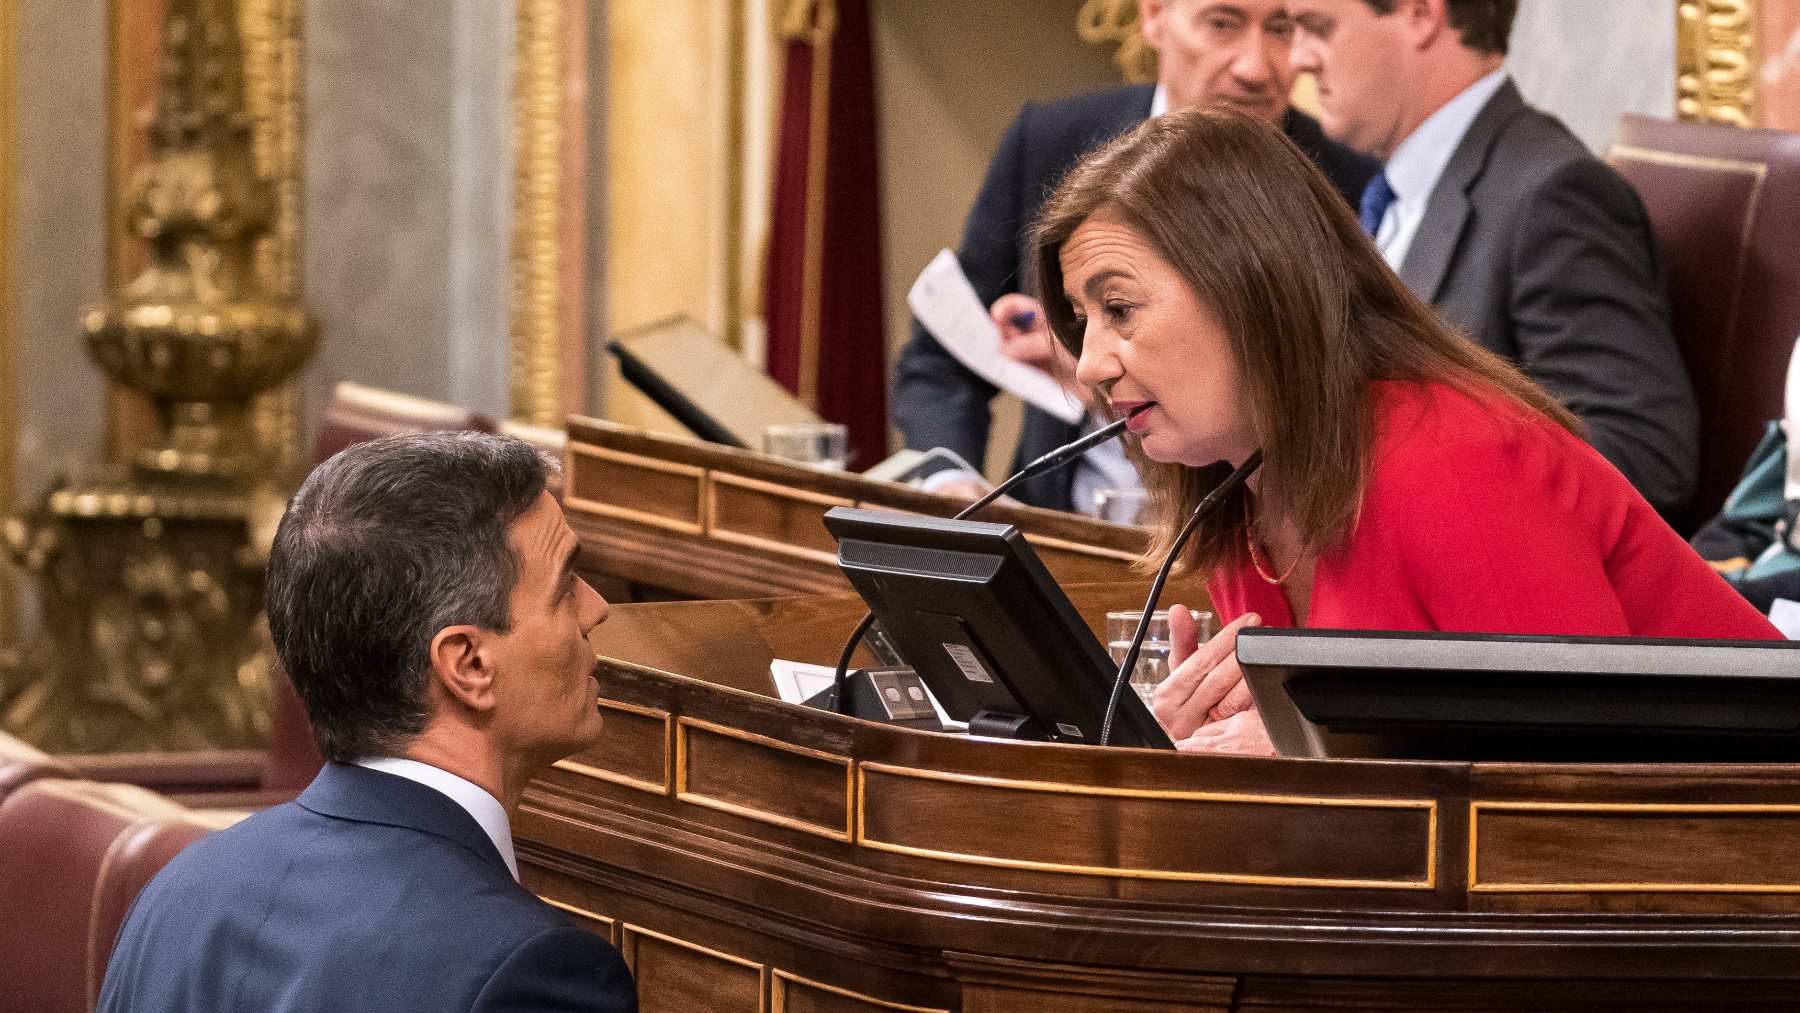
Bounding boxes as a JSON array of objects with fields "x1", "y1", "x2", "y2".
[{"x1": 1030, "y1": 109, "x2": 1783, "y2": 754}]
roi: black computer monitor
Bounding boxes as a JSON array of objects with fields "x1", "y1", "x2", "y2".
[
  {"x1": 822, "y1": 506, "x2": 1173, "y2": 749},
  {"x1": 1238, "y1": 627, "x2": 1800, "y2": 761}
]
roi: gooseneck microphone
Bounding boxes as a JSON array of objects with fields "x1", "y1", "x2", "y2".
[
  {"x1": 829, "y1": 410, "x2": 1143, "y2": 714},
  {"x1": 1098, "y1": 449, "x2": 1262, "y2": 746}
]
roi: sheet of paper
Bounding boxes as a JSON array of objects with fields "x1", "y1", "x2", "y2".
[
  {"x1": 1769, "y1": 598, "x2": 1800, "y2": 639},
  {"x1": 907, "y1": 249, "x2": 1086, "y2": 425}
]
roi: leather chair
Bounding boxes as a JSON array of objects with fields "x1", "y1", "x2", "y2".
[
  {"x1": 0, "y1": 730, "x2": 71, "y2": 805},
  {"x1": 0, "y1": 779, "x2": 241, "y2": 1013},
  {"x1": 1610, "y1": 116, "x2": 1800, "y2": 534},
  {"x1": 313, "y1": 379, "x2": 496, "y2": 463}
]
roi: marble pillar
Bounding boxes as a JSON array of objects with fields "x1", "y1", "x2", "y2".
[
  {"x1": 301, "y1": 0, "x2": 514, "y2": 431},
  {"x1": 12, "y1": 0, "x2": 109, "y2": 530},
  {"x1": 1506, "y1": 0, "x2": 1677, "y2": 152}
]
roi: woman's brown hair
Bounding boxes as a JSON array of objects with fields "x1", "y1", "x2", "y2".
[{"x1": 1031, "y1": 108, "x2": 1578, "y2": 574}]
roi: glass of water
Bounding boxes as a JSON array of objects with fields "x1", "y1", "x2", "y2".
[
  {"x1": 1106, "y1": 608, "x2": 1214, "y2": 706},
  {"x1": 762, "y1": 422, "x2": 849, "y2": 471}
]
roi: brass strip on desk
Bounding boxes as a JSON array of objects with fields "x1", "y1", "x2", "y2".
[
  {"x1": 1471, "y1": 800, "x2": 1800, "y2": 893},
  {"x1": 1022, "y1": 530, "x2": 1139, "y2": 564},
  {"x1": 566, "y1": 444, "x2": 707, "y2": 535},
  {"x1": 622, "y1": 923, "x2": 768, "y2": 1013},
  {"x1": 552, "y1": 700, "x2": 673, "y2": 795},
  {"x1": 858, "y1": 763, "x2": 1437, "y2": 890},
  {"x1": 542, "y1": 897, "x2": 618, "y2": 946},
  {"x1": 706, "y1": 471, "x2": 851, "y2": 565},
  {"x1": 676, "y1": 717, "x2": 854, "y2": 841},
  {"x1": 772, "y1": 969, "x2": 950, "y2": 1013}
]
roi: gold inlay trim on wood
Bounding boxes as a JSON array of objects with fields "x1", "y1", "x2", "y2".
[
  {"x1": 565, "y1": 444, "x2": 707, "y2": 535},
  {"x1": 676, "y1": 717, "x2": 854, "y2": 841},
  {"x1": 552, "y1": 699, "x2": 673, "y2": 795},
  {"x1": 857, "y1": 762, "x2": 1438, "y2": 890},
  {"x1": 706, "y1": 471, "x2": 851, "y2": 565},
  {"x1": 1022, "y1": 531, "x2": 1138, "y2": 564},
  {"x1": 1469, "y1": 800, "x2": 1800, "y2": 893},
  {"x1": 772, "y1": 969, "x2": 950, "y2": 1013},
  {"x1": 622, "y1": 922, "x2": 769, "y2": 1013},
  {"x1": 542, "y1": 897, "x2": 619, "y2": 946}
]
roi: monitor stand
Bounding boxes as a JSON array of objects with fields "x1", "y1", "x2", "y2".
[{"x1": 968, "y1": 710, "x2": 1044, "y2": 741}]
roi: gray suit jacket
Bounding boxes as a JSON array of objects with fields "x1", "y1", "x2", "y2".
[{"x1": 1401, "y1": 80, "x2": 1698, "y2": 518}]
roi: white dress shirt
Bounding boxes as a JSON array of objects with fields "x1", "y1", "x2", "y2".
[
  {"x1": 354, "y1": 756, "x2": 519, "y2": 881},
  {"x1": 1373, "y1": 69, "x2": 1509, "y2": 271}
]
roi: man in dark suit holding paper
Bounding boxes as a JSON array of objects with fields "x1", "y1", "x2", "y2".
[
  {"x1": 893, "y1": 0, "x2": 1377, "y2": 513},
  {"x1": 98, "y1": 432, "x2": 636, "y2": 1013},
  {"x1": 1287, "y1": 0, "x2": 1698, "y2": 518}
]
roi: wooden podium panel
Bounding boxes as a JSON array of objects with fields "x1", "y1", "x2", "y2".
[
  {"x1": 516, "y1": 592, "x2": 1800, "y2": 1011},
  {"x1": 559, "y1": 419, "x2": 1153, "y2": 601}
]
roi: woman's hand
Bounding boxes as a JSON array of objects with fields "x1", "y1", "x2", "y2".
[
  {"x1": 1152, "y1": 610, "x2": 1261, "y2": 742},
  {"x1": 1175, "y1": 708, "x2": 1274, "y2": 755}
]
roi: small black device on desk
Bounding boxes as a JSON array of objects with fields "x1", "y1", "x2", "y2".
[
  {"x1": 822, "y1": 506, "x2": 1172, "y2": 749},
  {"x1": 1239, "y1": 627, "x2": 1800, "y2": 762}
]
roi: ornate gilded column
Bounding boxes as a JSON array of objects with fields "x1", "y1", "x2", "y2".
[
  {"x1": 1077, "y1": 0, "x2": 1156, "y2": 84},
  {"x1": 1677, "y1": 0, "x2": 1758, "y2": 125},
  {"x1": 0, "y1": 0, "x2": 316, "y2": 753}
]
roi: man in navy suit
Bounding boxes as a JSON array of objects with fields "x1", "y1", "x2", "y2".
[
  {"x1": 893, "y1": 0, "x2": 1377, "y2": 512},
  {"x1": 98, "y1": 432, "x2": 636, "y2": 1012}
]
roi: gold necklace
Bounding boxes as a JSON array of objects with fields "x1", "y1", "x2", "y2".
[{"x1": 1244, "y1": 497, "x2": 1301, "y2": 586}]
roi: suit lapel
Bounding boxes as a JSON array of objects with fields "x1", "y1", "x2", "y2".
[
  {"x1": 1399, "y1": 79, "x2": 1527, "y2": 302},
  {"x1": 297, "y1": 762, "x2": 511, "y2": 875}
]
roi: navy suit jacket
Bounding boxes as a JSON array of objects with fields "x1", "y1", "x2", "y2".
[
  {"x1": 98, "y1": 763, "x2": 637, "y2": 1013},
  {"x1": 892, "y1": 84, "x2": 1379, "y2": 511}
]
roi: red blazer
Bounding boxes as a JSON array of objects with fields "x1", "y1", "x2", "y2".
[{"x1": 1207, "y1": 381, "x2": 1782, "y2": 640}]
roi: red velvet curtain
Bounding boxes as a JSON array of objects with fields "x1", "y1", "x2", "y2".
[{"x1": 763, "y1": 0, "x2": 887, "y2": 469}]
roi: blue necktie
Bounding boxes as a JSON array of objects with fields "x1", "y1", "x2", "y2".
[{"x1": 1359, "y1": 172, "x2": 1396, "y2": 238}]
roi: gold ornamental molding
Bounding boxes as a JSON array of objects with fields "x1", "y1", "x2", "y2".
[
  {"x1": 0, "y1": 0, "x2": 19, "y2": 649},
  {"x1": 1078, "y1": 0, "x2": 1156, "y2": 84},
  {"x1": 1, "y1": 0, "x2": 316, "y2": 753},
  {"x1": 1678, "y1": 0, "x2": 1758, "y2": 125},
  {"x1": 511, "y1": 0, "x2": 568, "y2": 428}
]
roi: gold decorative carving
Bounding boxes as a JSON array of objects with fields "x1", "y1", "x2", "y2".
[
  {"x1": 0, "y1": 0, "x2": 315, "y2": 752},
  {"x1": 511, "y1": 0, "x2": 565, "y2": 427},
  {"x1": 1078, "y1": 0, "x2": 1157, "y2": 84},
  {"x1": 1677, "y1": 0, "x2": 1758, "y2": 125},
  {"x1": 0, "y1": 0, "x2": 19, "y2": 651}
]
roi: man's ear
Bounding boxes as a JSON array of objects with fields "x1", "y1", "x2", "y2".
[
  {"x1": 1406, "y1": 0, "x2": 1450, "y2": 50},
  {"x1": 1139, "y1": 0, "x2": 1169, "y2": 53},
  {"x1": 428, "y1": 625, "x2": 498, "y2": 713}
]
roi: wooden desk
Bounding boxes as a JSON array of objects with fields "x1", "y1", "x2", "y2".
[
  {"x1": 561, "y1": 419, "x2": 1154, "y2": 601},
  {"x1": 518, "y1": 592, "x2": 1800, "y2": 1011}
]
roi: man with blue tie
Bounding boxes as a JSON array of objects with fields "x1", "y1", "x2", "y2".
[
  {"x1": 98, "y1": 432, "x2": 637, "y2": 1012},
  {"x1": 1288, "y1": 0, "x2": 1698, "y2": 519}
]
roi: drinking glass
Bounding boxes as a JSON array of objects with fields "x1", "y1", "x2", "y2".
[
  {"x1": 1093, "y1": 486, "x2": 1149, "y2": 526},
  {"x1": 762, "y1": 422, "x2": 849, "y2": 471},
  {"x1": 1106, "y1": 608, "x2": 1214, "y2": 706}
]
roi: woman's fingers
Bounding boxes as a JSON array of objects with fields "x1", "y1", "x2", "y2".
[
  {"x1": 1168, "y1": 604, "x2": 1202, "y2": 672},
  {"x1": 1152, "y1": 612, "x2": 1259, "y2": 740},
  {"x1": 1174, "y1": 708, "x2": 1275, "y2": 756}
]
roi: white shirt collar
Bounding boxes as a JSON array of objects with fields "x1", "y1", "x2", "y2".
[
  {"x1": 353, "y1": 756, "x2": 519, "y2": 881},
  {"x1": 1383, "y1": 68, "x2": 1508, "y2": 206},
  {"x1": 1150, "y1": 83, "x2": 1168, "y2": 119}
]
